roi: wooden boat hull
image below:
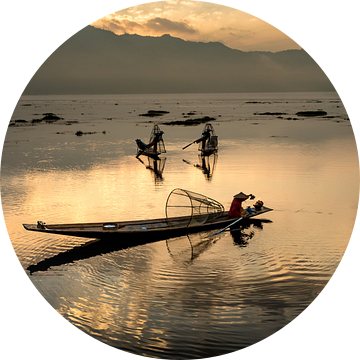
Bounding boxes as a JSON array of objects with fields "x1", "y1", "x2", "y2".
[
  {"x1": 23, "y1": 207, "x2": 272, "y2": 240},
  {"x1": 137, "y1": 149, "x2": 161, "y2": 159}
]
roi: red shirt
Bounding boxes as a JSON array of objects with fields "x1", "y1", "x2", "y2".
[{"x1": 228, "y1": 198, "x2": 243, "y2": 218}]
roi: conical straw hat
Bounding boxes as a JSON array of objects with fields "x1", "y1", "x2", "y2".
[{"x1": 233, "y1": 192, "x2": 249, "y2": 200}]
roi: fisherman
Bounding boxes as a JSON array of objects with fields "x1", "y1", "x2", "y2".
[
  {"x1": 194, "y1": 127, "x2": 212, "y2": 152},
  {"x1": 136, "y1": 130, "x2": 164, "y2": 157},
  {"x1": 182, "y1": 124, "x2": 217, "y2": 153},
  {"x1": 149, "y1": 130, "x2": 164, "y2": 153},
  {"x1": 228, "y1": 192, "x2": 255, "y2": 218}
]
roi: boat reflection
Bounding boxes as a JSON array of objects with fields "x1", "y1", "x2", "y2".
[
  {"x1": 137, "y1": 156, "x2": 166, "y2": 183},
  {"x1": 183, "y1": 153, "x2": 218, "y2": 181},
  {"x1": 26, "y1": 218, "x2": 272, "y2": 274},
  {"x1": 230, "y1": 219, "x2": 273, "y2": 247}
]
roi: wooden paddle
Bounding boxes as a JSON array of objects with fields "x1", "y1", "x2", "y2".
[
  {"x1": 183, "y1": 135, "x2": 208, "y2": 150},
  {"x1": 205, "y1": 216, "x2": 243, "y2": 238},
  {"x1": 182, "y1": 140, "x2": 197, "y2": 150}
]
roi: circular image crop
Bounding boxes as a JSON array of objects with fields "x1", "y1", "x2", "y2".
[{"x1": 2, "y1": 1, "x2": 359, "y2": 359}]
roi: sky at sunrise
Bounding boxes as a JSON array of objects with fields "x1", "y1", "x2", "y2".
[{"x1": 91, "y1": 1, "x2": 301, "y2": 51}]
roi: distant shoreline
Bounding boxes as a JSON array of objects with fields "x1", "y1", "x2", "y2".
[{"x1": 19, "y1": 91, "x2": 339, "y2": 100}]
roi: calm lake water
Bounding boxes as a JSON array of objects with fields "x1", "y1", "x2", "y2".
[{"x1": 1, "y1": 92, "x2": 358, "y2": 359}]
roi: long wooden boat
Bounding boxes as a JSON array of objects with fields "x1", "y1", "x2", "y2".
[
  {"x1": 136, "y1": 147, "x2": 161, "y2": 159},
  {"x1": 23, "y1": 206, "x2": 272, "y2": 240},
  {"x1": 25, "y1": 214, "x2": 272, "y2": 274}
]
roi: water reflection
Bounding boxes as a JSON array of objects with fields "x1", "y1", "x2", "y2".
[
  {"x1": 166, "y1": 219, "x2": 272, "y2": 266},
  {"x1": 230, "y1": 219, "x2": 272, "y2": 246},
  {"x1": 183, "y1": 153, "x2": 218, "y2": 181},
  {"x1": 137, "y1": 156, "x2": 167, "y2": 183},
  {"x1": 166, "y1": 235, "x2": 217, "y2": 266}
]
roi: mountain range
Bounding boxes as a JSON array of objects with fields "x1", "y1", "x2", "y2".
[{"x1": 24, "y1": 25, "x2": 334, "y2": 95}]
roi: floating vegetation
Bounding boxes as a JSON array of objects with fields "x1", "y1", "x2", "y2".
[
  {"x1": 296, "y1": 110, "x2": 327, "y2": 117},
  {"x1": 277, "y1": 116, "x2": 301, "y2": 120},
  {"x1": 246, "y1": 101, "x2": 271, "y2": 104},
  {"x1": 42, "y1": 113, "x2": 63, "y2": 120},
  {"x1": 254, "y1": 112, "x2": 288, "y2": 116},
  {"x1": 10, "y1": 113, "x2": 77, "y2": 127},
  {"x1": 75, "y1": 130, "x2": 106, "y2": 136},
  {"x1": 162, "y1": 116, "x2": 216, "y2": 126},
  {"x1": 28, "y1": 112, "x2": 64, "y2": 123},
  {"x1": 139, "y1": 110, "x2": 170, "y2": 117},
  {"x1": 182, "y1": 111, "x2": 198, "y2": 117}
]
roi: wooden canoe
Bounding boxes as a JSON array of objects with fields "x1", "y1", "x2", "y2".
[
  {"x1": 136, "y1": 147, "x2": 161, "y2": 159},
  {"x1": 23, "y1": 206, "x2": 272, "y2": 240}
]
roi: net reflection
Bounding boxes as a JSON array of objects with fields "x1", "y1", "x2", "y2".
[
  {"x1": 166, "y1": 218, "x2": 273, "y2": 266},
  {"x1": 166, "y1": 234, "x2": 218, "y2": 267}
]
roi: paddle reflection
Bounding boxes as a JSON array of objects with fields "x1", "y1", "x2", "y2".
[{"x1": 183, "y1": 153, "x2": 218, "y2": 181}]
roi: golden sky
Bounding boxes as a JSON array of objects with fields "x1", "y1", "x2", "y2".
[{"x1": 91, "y1": 0, "x2": 301, "y2": 52}]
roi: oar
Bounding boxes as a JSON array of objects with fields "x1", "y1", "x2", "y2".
[
  {"x1": 205, "y1": 216, "x2": 243, "y2": 238},
  {"x1": 182, "y1": 140, "x2": 197, "y2": 150}
]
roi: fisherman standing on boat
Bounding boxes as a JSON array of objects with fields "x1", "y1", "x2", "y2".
[
  {"x1": 228, "y1": 192, "x2": 255, "y2": 218},
  {"x1": 182, "y1": 123, "x2": 218, "y2": 155},
  {"x1": 136, "y1": 130, "x2": 164, "y2": 158},
  {"x1": 194, "y1": 127, "x2": 212, "y2": 152},
  {"x1": 146, "y1": 130, "x2": 164, "y2": 153}
]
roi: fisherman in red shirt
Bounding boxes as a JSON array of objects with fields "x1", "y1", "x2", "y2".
[{"x1": 228, "y1": 192, "x2": 255, "y2": 218}]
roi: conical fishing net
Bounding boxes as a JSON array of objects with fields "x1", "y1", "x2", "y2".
[
  {"x1": 165, "y1": 188, "x2": 224, "y2": 227},
  {"x1": 198, "y1": 123, "x2": 218, "y2": 153},
  {"x1": 149, "y1": 124, "x2": 166, "y2": 154}
]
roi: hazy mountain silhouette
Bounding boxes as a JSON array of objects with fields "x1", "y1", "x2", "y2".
[{"x1": 24, "y1": 25, "x2": 334, "y2": 95}]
